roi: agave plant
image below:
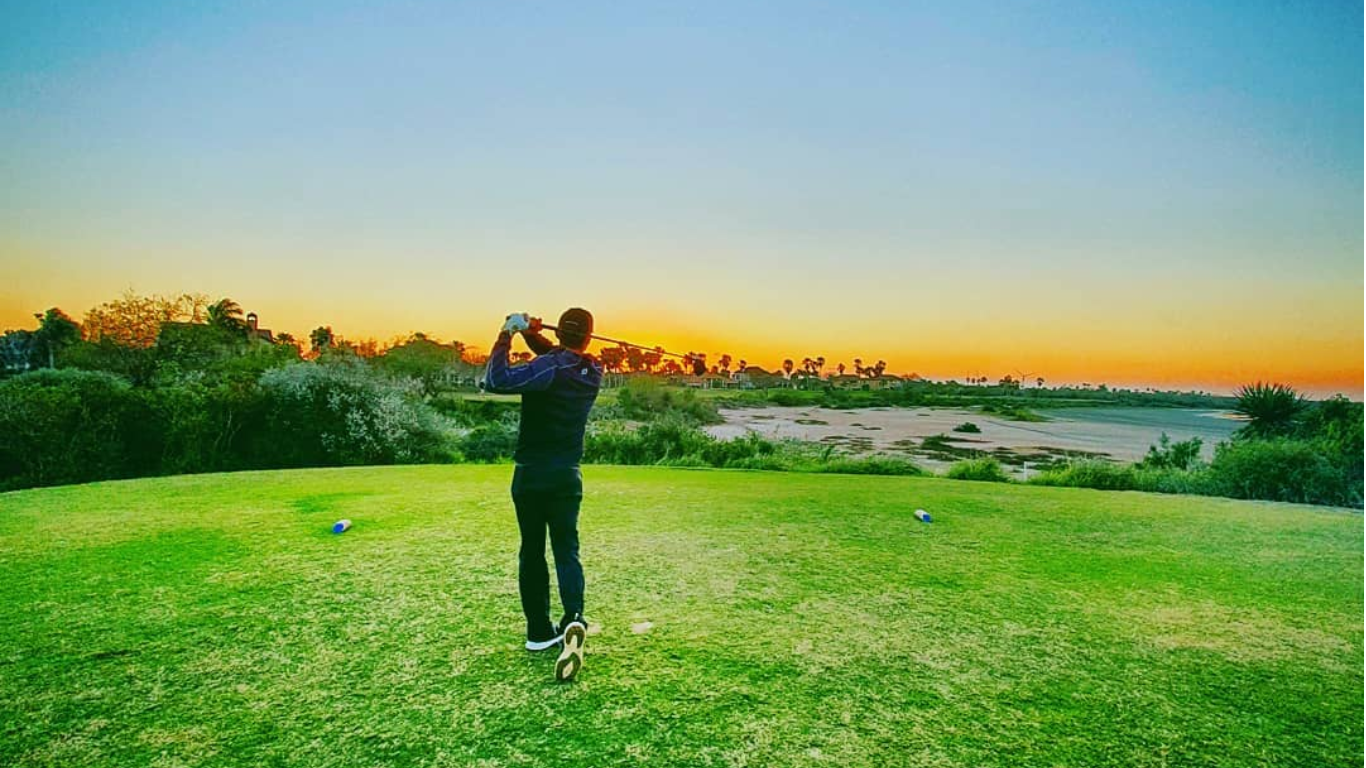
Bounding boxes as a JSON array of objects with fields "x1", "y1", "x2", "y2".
[{"x1": 1233, "y1": 382, "x2": 1304, "y2": 438}]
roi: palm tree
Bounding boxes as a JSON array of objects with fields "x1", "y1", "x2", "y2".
[
  {"x1": 853, "y1": 358, "x2": 864, "y2": 377},
  {"x1": 815, "y1": 356, "x2": 825, "y2": 377},
  {"x1": 782, "y1": 359, "x2": 794, "y2": 379},
  {"x1": 309, "y1": 326, "x2": 334, "y2": 355},
  {"x1": 645, "y1": 348, "x2": 665, "y2": 373},
  {"x1": 837, "y1": 362, "x2": 846, "y2": 376},
  {"x1": 718, "y1": 354, "x2": 732, "y2": 374},
  {"x1": 1036, "y1": 377, "x2": 1045, "y2": 388},
  {"x1": 873, "y1": 360, "x2": 887, "y2": 378},
  {"x1": 600, "y1": 346, "x2": 625, "y2": 373},
  {"x1": 207, "y1": 298, "x2": 247, "y2": 335},
  {"x1": 1234, "y1": 382, "x2": 1305, "y2": 438}
]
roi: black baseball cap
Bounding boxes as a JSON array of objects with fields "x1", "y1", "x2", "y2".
[{"x1": 556, "y1": 308, "x2": 593, "y2": 343}]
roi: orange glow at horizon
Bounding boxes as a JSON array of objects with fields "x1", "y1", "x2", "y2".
[{"x1": 3, "y1": 292, "x2": 1358, "y2": 399}]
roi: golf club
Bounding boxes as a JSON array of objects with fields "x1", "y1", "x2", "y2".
[{"x1": 539, "y1": 320, "x2": 709, "y2": 375}]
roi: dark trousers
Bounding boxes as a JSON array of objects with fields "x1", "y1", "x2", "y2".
[{"x1": 511, "y1": 465, "x2": 584, "y2": 635}]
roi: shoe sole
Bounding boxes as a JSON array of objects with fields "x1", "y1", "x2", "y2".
[
  {"x1": 555, "y1": 623, "x2": 586, "y2": 682},
  {"x1": 525, "y1": 632, "x2": 564, "y2": 652}
]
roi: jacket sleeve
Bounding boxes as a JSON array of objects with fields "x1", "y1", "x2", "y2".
[
  {"x1": 483, "y1": 332, "x2": 558, "y2": 393},
  {"x1": 523, "y1": 330, "x2": 557, "y2": 356}
]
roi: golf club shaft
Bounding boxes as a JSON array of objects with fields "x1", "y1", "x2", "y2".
[{"x1": 540, "y1": 324, "x2": 695, "y2": 360}]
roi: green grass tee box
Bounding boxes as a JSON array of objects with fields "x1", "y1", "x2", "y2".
[{"x1": 0, "y1": 466, "x2": 1360, "y2": 767}]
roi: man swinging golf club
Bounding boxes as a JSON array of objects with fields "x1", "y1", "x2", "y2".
[{"x1": 483, "y1": 308, "x2": 602, "y2": 682}]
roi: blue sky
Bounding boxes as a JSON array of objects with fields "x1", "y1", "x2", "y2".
[{"x1": 2, "y1": 0, "x2": 1361, "y2": 392}]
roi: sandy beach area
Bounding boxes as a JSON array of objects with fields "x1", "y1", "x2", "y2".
[{"x1": 706, "y1": 406, "x2": 1243, "y2": 474}]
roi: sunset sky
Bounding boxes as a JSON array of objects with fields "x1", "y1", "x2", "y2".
[{"x1": 2, "y1": 1, "x2": 1361, "y2": 396}]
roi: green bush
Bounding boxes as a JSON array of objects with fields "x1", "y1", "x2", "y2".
[
  {"x1": 459, "y1": 423, "x2": 518, "y2": 462},
  {"x1": 1028, "y1": 440, "x2": 1358, "y2": 508},
  {"x1": 144, "y1": 379, "x2": 267, "y2": 475},
  {"x1": 0, "y1": 362, "x2": 462, "y2": 490},
  {"x1": 1296, "y1": 395, "x2": 1364, "y2": 495},
  {"x1": 1130, "y1": 466, "x2": 1213, "y2": 496},
  {"x1": 582, "y1": 419, "x2": 921, "y2": 475},
  {"x1": 659, "y1": 454, "x2": 712, "y2": 469},
  {"x1": 584, "y1": 419, "x2": 723, "y2": 465},
  {"x1": 430, "y1": 396, "x2": 520, "y2": 427},
  {"x1": 615, "y1": 381, "x2": 722, "y2": 425},
  {"x1": 0, "y1": 369, "x2": 151, "y2": 489},
  {"x1": 953, "y1": 422, "x2": 981, "y2": 433},
  {"x1": 704, "y1": 431, "x2": 779, "y2": 467},
  {"x1": 1138, "y1": 433, "x2": 1203, "y2": 471},
  {"x1": 1206, "y1": 438, "x2": 1354, "y2": 507},
  {"x1": 1030, "y1": 461, "x2": 1139, "y2": 491},
  {"x1": 762, "y1": 388, "x2": 814, "y2": 407},
  {"x1": 809, "y1": 455, "x2": 923, "y2": 476},
  {"x1": 722, "y1": 455, "x2": 795, "y2": 471},
  {"x1": 61, "y1": 340, "x2": 158, "y2": 385},
  {"x1": 946, "y1": 457, "x2": 1011, "y2": 482},
  {"x1": 256, "y1": 362, "x2": 453, "y2": 467}
]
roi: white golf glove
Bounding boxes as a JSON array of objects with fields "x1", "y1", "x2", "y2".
[{"x1": 502, "y1": 313, "x2": 531, "y2": 334}]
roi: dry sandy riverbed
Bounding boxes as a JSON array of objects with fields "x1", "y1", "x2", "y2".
[{"x1": 705, "y1": 406, "x2": 1243, "y2": 475}]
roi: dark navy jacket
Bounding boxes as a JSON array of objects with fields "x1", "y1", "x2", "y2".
[{"x1": 483, "y1": 331, "x2": 603, "y2": 467}]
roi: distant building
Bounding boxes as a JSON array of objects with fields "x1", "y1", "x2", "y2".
[
  {"x1": 698, "y1": 371, "x2": 728, "y2": 389},
  {"x1": 665, "y1": 370, "x2": 729, "y2": 389},
  {"x1": 246, "y1": 313, "x2": 274, "y2": 344},
  {"x1": 734, "y1": 365, "x2": 784, "y2": 389},
  {"x1": 828, "y1": 374, "x2": 863, "y2": 390},
  {"x1": 866, "y1": 374, "x2": 902, "y2": 390}
]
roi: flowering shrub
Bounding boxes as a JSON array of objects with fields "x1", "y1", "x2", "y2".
[{"x1": 258, "y1": 362, "x2": 454, "y2": 466}]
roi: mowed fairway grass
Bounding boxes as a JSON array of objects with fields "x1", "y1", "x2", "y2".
[{"x1": 1, "y1": 467, "x2": 1360, "y2": 767}]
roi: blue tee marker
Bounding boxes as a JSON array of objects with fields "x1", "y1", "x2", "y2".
[
  {"x1": 332, "y1": 519, "x2": 352, "y2": 534},
  {"x1": 914, "y1": 509, "x2": 932, "y2": 523}
]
